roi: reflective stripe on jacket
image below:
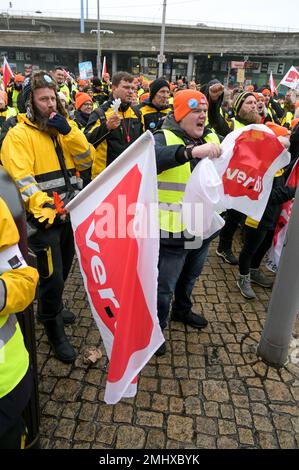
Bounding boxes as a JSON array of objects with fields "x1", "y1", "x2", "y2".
[
  {"x1": 0, "y1": 197, "x2": 38, "y2": 398},
  {"x1": 158, "y1": 129, "x2": 220, "y2": 234},
  {"x1": 0, "y1": 115, "x2": 92, "y2": 214}
]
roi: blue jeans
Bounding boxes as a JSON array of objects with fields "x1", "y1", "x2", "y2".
[{"x1": 157, "y1": 239, "x2": 210, "y2": 330}]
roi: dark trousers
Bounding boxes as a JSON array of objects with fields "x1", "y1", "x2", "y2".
[
  {"x1": 218, "y1": 209, "x2": 244, "y2": 251},
  {"x1": 239, "y1": 225, "x2": 274, "y2": 275},
  {"x1": 0, "y1": 367, "x2": 32, "y2": 449},
  {"x1": 28, "y1": 222, "x2": 75, "y2": 320},
  {"x1": 157, "y1": 239, "x2": 210, "y2": 330}
]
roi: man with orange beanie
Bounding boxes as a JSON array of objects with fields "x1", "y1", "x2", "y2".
[
  {"x1": 74, "y1": 92, "x2": 93, "y2": 131},
  {"x1": 7, "y1": 74, "x2": 25, "y2": 112},
  {"x1": 260, "y1": 87, "x2": 283, "y2": 124},
  {"x1": 153, "y1": 89, "x2": 222, "y2": 355}
]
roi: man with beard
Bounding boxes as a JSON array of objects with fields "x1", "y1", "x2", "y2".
[
  {"x1": 207, "y1": 85, "x2": 259, "y2": 266},
  {"x1": 254, "y1": 92, "x2": 267, "y2": 124},
  {"x1": 1, "y1": 71, "x2": 92, "y2": 363},
  {"x1": 260, "y1": 88, "x2": 283, "y2": 124},
  {"x1": 139, "y1": 78, "x2": 172, "y2": 133},
  {"x1": 85, "y1": 71, "x2": 144, "y2": 178}
]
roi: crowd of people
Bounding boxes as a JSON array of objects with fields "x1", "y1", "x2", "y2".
[{"x1": 1, "y1": 64, "x2": 299, "y2": 447}]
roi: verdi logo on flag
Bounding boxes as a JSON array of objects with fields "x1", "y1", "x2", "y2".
[
  {"x1": 75, "y1": 166, "x2": 156, "y2": 381},
  {"x1": 279, "y1": 66, "x2": 299, "y2": 90},
  {"x1": 212, "y1": 124, "x2": 291, "y2": 221},
  {"x1": 183, "y1": 125, "x2": 292, "y2": 242},
  {"x1": 66, "y1": 132, "x2": 164, "y2": 404},
  {"x1": 222, "y1": 129, "x2": 284, "y2": 200}
]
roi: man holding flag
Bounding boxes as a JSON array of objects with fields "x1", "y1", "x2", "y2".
[
  {"x1": 236, "y1": 123, "x2": 294, "y2": 299},
  {"x1": 208, "y1": 85, "x2": 259, "y2": 265},
  {"x1": 1, "y1": 71, "x2": 92, "y2": 363},
  {"x1": 154, "y1": 89, "x2": 222, "y2": 355}
]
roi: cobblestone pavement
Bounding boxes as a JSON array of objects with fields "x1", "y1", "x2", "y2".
[{"x1": 35, "y1": 235, "x2": 299, "y2": 449}]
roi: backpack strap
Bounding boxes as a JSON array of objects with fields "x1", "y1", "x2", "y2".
[{"x1": 94, "y1": 106, "x2": 107, "y2": 124}]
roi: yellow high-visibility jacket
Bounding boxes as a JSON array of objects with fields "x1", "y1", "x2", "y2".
[
  {"x1": 1, "y1": 114, "x2": 92, "y2": 217},
  {"x1": 0, "y1": 197, "x2": 39, "y2": 398}
]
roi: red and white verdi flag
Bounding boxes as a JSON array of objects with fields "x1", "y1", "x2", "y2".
[
  {"x1": 183, "y1": 125, "x2": 290, "y2": 238},
  {"x1": 269, "y1": 71, "x2": 278, "y2": 96},
  {"x1": 266, "y1": 200, "x2": 292, "y2": 272},
  {"x1": 2, "y1": 56, "x2": 14, "y2": 89},
  {"x1": 213, "y1": 124, "x2": 291, "y2": 221},
  {"x1": 279, "y1": 66, "x2": 299, "y2": 90},
  {"x1": 66, "y1": 132, "x2": 164, "y2": 404}
]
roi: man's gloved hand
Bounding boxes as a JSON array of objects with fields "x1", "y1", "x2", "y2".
[
  {"x1": 36, "y1": 207, "x2": 57, "y2": 224},
  {"x1": 47, "y1": 113, "x2": 71, "y2": 135},
  {"x1": 31, "y1": 202, "x2": 68, "y2": 225},
  {"x1": 31, "y1": 203, "x2": 57, "y2": 225}
]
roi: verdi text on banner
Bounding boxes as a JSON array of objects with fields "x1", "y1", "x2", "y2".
[{"x1": 66, "y1": 131, "x2": 164, "y2": 404}]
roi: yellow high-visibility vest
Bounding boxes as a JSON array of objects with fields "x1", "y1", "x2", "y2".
[{"x1": 157, "y1": 129, "x2": 220, "y2": 234}]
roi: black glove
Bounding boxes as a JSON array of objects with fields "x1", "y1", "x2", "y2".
[{"x1": 47, "y1": 114, "x2": 71, "y2": 135}]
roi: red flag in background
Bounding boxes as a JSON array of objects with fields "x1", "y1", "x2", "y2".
[
  {"x1": 287, "y1": 157, "x2": 299, "y2": 189},
  {"x1": 266, "y1": 157, "x2": 299, "y2": 272},
  {"x1": 2, "y1": 57, "x2": 13, "y2": 89},
  {"x1": 101, "y1": 56, "x2": 107, "y2": 79},
  {"x1": 269, "y1": 71, "x2": 278, "y2": 96},
  {"x1": 279, "y1": 66, "x2": 299, "y2": 90}
]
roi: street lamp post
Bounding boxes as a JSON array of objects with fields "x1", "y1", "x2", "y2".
[
  {"x1": 97, "y1": 0, "x2": 101, "y2": 79},
  {"x1": 158, "y1": 0, "x2": 167, "y2": 77},
  {"x1": 80, "y1": 0, "x2": 84, "y2": 33}
]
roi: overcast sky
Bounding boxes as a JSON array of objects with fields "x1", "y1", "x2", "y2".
[{"x1": 2, "y1": 0, "x2": 299, "y2": 30}]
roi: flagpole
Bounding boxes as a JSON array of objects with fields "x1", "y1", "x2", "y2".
[
  {"x1": 158, "y1": 0, "x2": 167, "y2": 77},
  {"x1": 97, "y1": 0, "x2": 102, "y2": 79}
]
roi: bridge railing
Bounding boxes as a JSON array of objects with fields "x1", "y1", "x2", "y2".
[{"x1": 0, "y1": 10, "x2": 298, "y2": 33}]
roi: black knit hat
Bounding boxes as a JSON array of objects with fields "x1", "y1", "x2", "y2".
[
  {"x1": 149, "y1": 78, "x2": 169, "y2": 101},
  {"x1": 23, "y1": 71, "x2": 65, "y2": 121},
  {"x1": 233, "y1": 91, "x2": 255, "y2": 115},
  {"x1": 92, "y1": 77, "x2": 102, "y2": 87},
  {"x1": 22, "y1": 76, "x2": 32, "y2": 106}
]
